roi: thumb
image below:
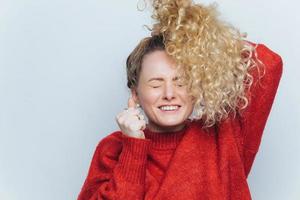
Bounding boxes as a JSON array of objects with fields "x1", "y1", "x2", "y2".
[{"x1": 127, "y1": 96, "x2": 136, "y2": 109}]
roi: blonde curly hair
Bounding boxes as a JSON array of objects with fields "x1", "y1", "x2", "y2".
[{"x1": 128, "y1": 0, "x2": 264, "y2": 127}]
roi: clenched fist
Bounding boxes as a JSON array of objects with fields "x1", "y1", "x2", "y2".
[{"x1": 115, "y1": 97, "x2": 146, "y2": 139}]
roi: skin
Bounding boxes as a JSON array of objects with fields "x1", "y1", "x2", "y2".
[
  {"x1": 116, "y1": 50, "x2": 195, "y2": 138},
  {"x1": 116, "y1": 98, "x2": 146, "y2": 139},
  {"x1": 132, "y1": 50, "x2": 195, "y2": 133}
]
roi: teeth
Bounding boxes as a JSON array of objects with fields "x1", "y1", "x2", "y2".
[{"x1": 160, "y1": 106, "x2": 179, "y2": 111}]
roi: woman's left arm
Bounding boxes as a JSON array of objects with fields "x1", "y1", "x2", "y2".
[{"x1": 237, "y1": 43, "x2": 283, "y2": 177}]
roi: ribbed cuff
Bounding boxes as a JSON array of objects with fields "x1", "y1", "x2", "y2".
[{"x1": 116, "y1": 135, "x2": 151, "y2": 184}]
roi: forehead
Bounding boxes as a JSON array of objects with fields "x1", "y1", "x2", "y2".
[{"x1": 140, "y1": 50, "x2": 179, "y2": 79}]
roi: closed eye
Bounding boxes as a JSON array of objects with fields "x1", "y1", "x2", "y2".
[
  {"x1": 176, "y1": 81, "x2": 186, "y2": 87},
  {"x1": 151, "y1": 85, "x2": 161, "y2": 88},
  {"x1": 149, "y1": 81, "x2": 162, "y2": 88}
]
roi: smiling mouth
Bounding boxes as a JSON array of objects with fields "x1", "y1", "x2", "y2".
[{"x1": 158, "y1": 105, "x2": 181, "y2": 111}]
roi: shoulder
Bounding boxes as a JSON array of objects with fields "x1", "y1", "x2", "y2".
[
  {"x1": 97, "y1": 131, "x2": 123, "y2": 147},
  {"x1": 94, "y1": 131, "x2": 124, "y2": 159}
]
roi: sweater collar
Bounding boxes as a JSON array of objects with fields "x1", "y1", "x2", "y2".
[{"x1": 144, "y1": 120, "x2": 190, "y2": 150}]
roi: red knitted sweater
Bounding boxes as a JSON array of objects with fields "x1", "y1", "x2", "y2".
[{"x1": 77, "y1": 44, "x2": 283, "y2": 200}]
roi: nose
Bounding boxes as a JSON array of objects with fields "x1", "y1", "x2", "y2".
[{"x1": 163, "y1": 83, "x2": 176, "y2": 101}]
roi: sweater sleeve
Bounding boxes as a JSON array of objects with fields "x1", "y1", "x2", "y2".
[
  {"x1": 77, "y1": 132, "x2": 151, "y2": 200},
  {"x1": 237, "y1": 43, "x2": 283, "y2": 177}
]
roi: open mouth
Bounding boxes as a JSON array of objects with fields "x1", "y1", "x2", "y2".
[{"x1": 158, "y1": 105, "x2": 181, "y2": 112}]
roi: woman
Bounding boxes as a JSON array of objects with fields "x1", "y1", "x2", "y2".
[{"x1": 78, "y1": 1, "x2": 283, "y2": 199}]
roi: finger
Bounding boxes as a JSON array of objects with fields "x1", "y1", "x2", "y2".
[
  {"x1": 141, "y1": 122, "x2": 146, "y2": 130},
  {"x1": 125, "y1": 108, "x2": 140, "y2": 116},
  {"x1": 117, "y1": 107, "x2": 140, "y2": 118},
  {"x1": 139, "y1": 119, "x2": 146, "y2": 130},
  {"x1": 139, "y1": 114, "x2": 145, "y2": 120},
  {"x1": 136, "y1": 118, "x2": 146, "y2": 129},
  {"x1": 129, "y1": 119, "x2": 146, "y2": 131},
  {"x1": 116, "y1": 110, "x2": 128, "y2": 120},
  {"x1": 136, "y1": 114, "x2": 144, "y2": 120},
  {"x1": 117, "y1": 110, "x2": 140, "y2": 127},
  {"x1": 116, "y1": 112, "x2": 123, "y2": 119},
  {"x1": 116, "y1": 114, "x2": 125, "y2": 125},
  {"x1": 126, "y1": 114, "x2": 142, "y2": 126},
  {"x1": 127, "y1": 97, "x2": 136, "y2": 109},
  {"x1": 120, "y1": 111, "x2": 140, "y2": 127}
]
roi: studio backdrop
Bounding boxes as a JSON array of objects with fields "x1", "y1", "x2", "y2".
[{"x1": 0, "y1": 0, "x2": 299, "y2": 199}]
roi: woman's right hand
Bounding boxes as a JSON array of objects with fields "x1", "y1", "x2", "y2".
[{"x1": 115, "y1": 97, "x2": 146, "y2": 139}]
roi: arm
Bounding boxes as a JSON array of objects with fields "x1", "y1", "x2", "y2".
[
  {"x1": 238, "y1": 43, "x2": 283, "y2": 177},
  {"x1": 77, "y1": 132, "x2": 151, "y2": 200}
]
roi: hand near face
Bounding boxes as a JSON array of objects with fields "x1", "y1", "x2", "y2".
[{"x1": 115, "y1": 97, "x2": 146, "y2": 139}]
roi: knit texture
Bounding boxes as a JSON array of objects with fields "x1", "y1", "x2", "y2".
[{"x1": 77, "y1": 43, "x2": 283, "y2": 200}]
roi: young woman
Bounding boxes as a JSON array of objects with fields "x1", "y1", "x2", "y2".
[{"x1": 77, "y1": 1, "x2": 283, "y2": 199}]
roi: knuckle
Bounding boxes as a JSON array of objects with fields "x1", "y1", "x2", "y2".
[
  {"x1": 117, "y1": 116, "x2": 124, "y2": 123},
  {"x1": 127, "y1": 107, "x2": 134, "y2": 112},
  {"x1": 129, "y1": 123, "x2": 139, "y2": 131},
  {"x1": 123, "y1": 120, "x2": 130, "y2": 128}
]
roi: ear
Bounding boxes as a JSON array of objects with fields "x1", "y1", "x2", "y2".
[{"x1": 130, "y1": 87, "x2": 139, "y2": 104}]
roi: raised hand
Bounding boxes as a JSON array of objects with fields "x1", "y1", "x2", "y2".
[{"x1": 115, "y1": 97, "x2": 146, "y2": 139}]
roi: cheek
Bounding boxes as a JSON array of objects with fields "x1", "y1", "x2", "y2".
[
  {"x1": 178, "y1": 90, "x2": 193, "y2": 102},
  {"x1": 188, "y1": 98, "x2": 196, "y2": 109},
  {"x1": 181, "y1": 93, "x2": 195, "y2": 110},
  {"x1": 138, "y1": 89, "x2": 161, "y2": 108}
]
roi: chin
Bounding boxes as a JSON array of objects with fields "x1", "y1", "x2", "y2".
[{"x1": 157, "y1": 118, "x2": 187, "y2": 127}]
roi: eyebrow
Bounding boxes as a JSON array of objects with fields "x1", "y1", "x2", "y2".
[{"x1": 147, "y1": 76, "x2": 181, "y2": 82}]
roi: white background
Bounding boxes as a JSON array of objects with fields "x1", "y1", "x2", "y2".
[{"x1": 0, "y1": 0, "x2": 299, "y2": 199}]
